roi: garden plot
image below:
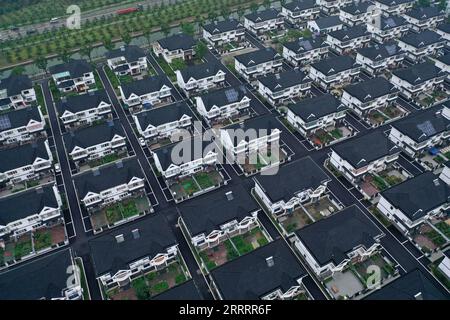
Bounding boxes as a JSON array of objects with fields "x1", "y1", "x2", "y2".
[{"x1": 365, "y1": 103, "x2": 408, "y2": 127}]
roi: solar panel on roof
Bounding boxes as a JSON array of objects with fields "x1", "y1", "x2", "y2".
[
  {"x1": 224, "y1": 88, "x2": 239, "y2": 103},
  {"x1": 0, "y1": 115, "x2": 12, "y2": 130},
  {"x1": 417, "y1": 120, "x2": 437, "y2": 137}
]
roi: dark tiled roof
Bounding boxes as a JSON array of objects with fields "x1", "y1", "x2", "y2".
[
  {"x1": 63, "y1": 119, "x2": 125, "y2": 152},
  {"x1": 327, "y1": 25, "x2": 370, "y2": 42},
  {"x1": 282, "y1": 0, "x2": 318, "y2": 12},
  {"x1": 73, "y1": 157, "x2": 144, "y2": 198},
  {"x1": 379, "y1": 15, "x2": 407, "y2": 29},
  {"x1": 244, "y1": 8, "x2": 282, "y2": 23},
  {"x1": 0, "y1": 185, "x2": 58, "y2": 226},
  {"x1": 179, "y1": 61, "x2": 225, "y2": 81},
  {"x1": 106, "y1": 45, "x2": 146, "y2": 62},
  {"x1": 0, "y1": 249, "x2": 74, "y2": 300},
  {"x1": 340, "y1": 1, "x2": 373, "y2": 15},
  {"x1": 135, "y1": 101, "x2": 194, "y2": 128},
  {"x1": 157, "y1": 33, "x2": 196, "y2": 51},
  {"x1": 283, "y1": 37, "x2": 328, "y2": 53},
  {"x1": 287, "y1": 93, "x2": 346, "y2": 121},
  {"x1": 343, "y1": 77, "x2": 398, "y2": 102},
  {"x1": 381, "y1": 172, "x2": 450, "y2": 222},
  {"x1": 210, "y1": 239, "x2": 306, "y2": 299},
  {"x1": 332, "y1": 131, "x2": 400, "y2": 169},
  {"x1": 120, "y1": 75, "x2": 171, "y2": 99},
  {"x1": 255, "y1": 156, "x2": 330, "y2": 203},
  {"x1": 311, "y1": 55, "x2": 359, "y2": 75},
  {"x1": 55, "y1": 90, "x2": 110, "y2": 114},
  {"x1": 198, "y1": 85, "x2": 250, "y2": 110},
  {"x1": 366, "y1": 269, "x2": 449, "y2": 300},
  {"x1": 89, "y1": 214, "x2": 177, "y2": 276},
  {"x1": 437, "y1": 23, "x2": 450, "y2": 34},
  {"x1": 49, "y1": 59, "x2": 93, "y2": 78},
  {"x1": 0, "y1": 75, "x2": 32, "y2": 96},
  {"x1": 313, "y1": 15, "x2": 343, "y2": 30},
  {"x1": 295, "y1": 205, "x2": 383, "y2": 266},
  {"x1": 356, "y1": 42, "x2": 402, "y2": 61},
  {"x1": 375, "y1": 0, "x2": 414, "y2": 6},
  {"x1": 180, "y1": 184, "x2": 259, "y2": 236},
  {"x1": 153, "y1": 280, "x2": 203, "y2": 300},
  {"x1": 436, "y1": 53, "x2": 450, "y2": 66},
  {"x1": 392, "y1": 62, "x2": 445, "y2": 85},
  {"x1": 399, "y1": 30, "x2": 443, "y2": 48},
  {"x1": 0, "y1": 139, "x2": 49, "y2": 172},
  {"x1": 203, "y1": 19, "x2": 243, "y2": 34},
  {"x1": 0, "y1": 106, "x2": 42, "y2": 132},
  {"x1": 405, "y1": 6, "x2": 445, "y2": 21},
  {"x1": 234, "y1": 47, "x2": 281, "y2": 67},
  {"x1": 257, "y1": 69, "x2": 310, "y2": 92}
]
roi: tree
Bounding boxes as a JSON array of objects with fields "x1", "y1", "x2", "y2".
[
  {"x1": 237, "y1": 7, "x2": 245, "y2": 21},
  {"x1": 160, "y1": 22, "x2": 170, "y2": 37},
  {"x1": 221, "y1": 7, "x2": 230, "y2": 19},
  {"x1": 263, "y1": 0, "x2": 271, "y2": 9},
  {"x1": 103, "y1": 37, "x2": 114, "y2": 51},
  {"x1": 438, "y1": 0, "x2": 447, "y2": 10},
  {"x1": 143, "y1": 26, "x2": 152, "y2": 51},
  {"x1": 11, "y1": 66, "x2": 25, "y2": 76},
  {"x1": 181, "y1": 22, "x2": 195, "y2": 36},
  {"x1": 80, "y1": 42, "x2": 94, "y2": 62},
  {"x1": 35, "y1": 55, "x2": 48, "y2": 74},
  {"x1": 121, "y1": 31, "x2": 132, "y2": 46},
  {"x1": 59, "y1": 48, "x2": 71, "y2": 63},
  {"x1": 416, "y1": 0, "x2": 430, "y2": 7},
  {"x1": 195, "y1": 41, "x2": 207, "y2": 59},
  {"x1": 250, "y1": 3, "x2": 259, "y2": 13}
]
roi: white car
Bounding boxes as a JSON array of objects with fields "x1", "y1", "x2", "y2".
[
  {"x1": 138, "y1": 137, "x2": 146, "y2": 147},
  {"x1": 54, "y1": 163, "x2": 61, "y2": 173}
]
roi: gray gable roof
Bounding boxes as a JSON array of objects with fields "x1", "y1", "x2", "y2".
[
  {"x1": 314, "y1": 15, "x2": 343, "y2": 30},
  {"x1": 405, "y1": 6, "x2": 445, "y2": 21},
  {"x1": 63, "y1": 119, "x2": 125, "y2": 152},
  {"x1": 391, "y1": 104, "x2": 450, "y2": 142},
  {"x1": 379, "y1": 15, "x2": 407, "y2": 29},
  {"x1": 157, "y1": 33, "x2": 196, "y2": 51},
  {"x1": 340, "y1": 1, "x2": 373, "y2": 15},
  {"x1": 234, "y1": 47, "x2": 281, "y2": 67},
  {"x1": 210, "y1": 239, "x2": 306, "y2": 299},
  {"x1": 153, "y1": 280, "x2": 203, "y2": 300},
  {"x1": 56, "y1": 89, "x2": 110, "y2": 114},
  {"x1": 392, "y1": 62, "x2": 446, "y2": 85},
  {"x1": 343, "y1": 77, "x2": 398, "y2": 102},
  {"x1": 73, "y1": 157, "x2": 144, "y2": 198},
  {"x1": 327, "y1": 25, "x2": 370, "y2": 42},
  {"x1": 120, "y1": 75, "x2": 171, "y2": 99},
  {"x1": 203, "y1": 19, "x2": 243, "y2": 34},
  {"x1": 135, "y1": 101, "x2": 194, "y2": 128},
  {"x1": 89, "y1": 213, "x2": 177, "y2": 276},
  {"x1": 399, "y1": 30, "x2": 444, "y2": 48},
  {"x1": 0, "y1": 184, "x2": 58, "y2": 226},
  {"x1": 437, "y1": 53, "x2": 450, "y2": 66},
  {"x1": 224, "y1": 114, "x2": 280, "y2": 147},
  {"x1": 244, "y1": 8, "x2": 282, "y2": 23},
  {"x1": 283, "y1": 37, "x2": 328, "y2": 53},
  {"x1": 366, "y1": 269, "x2": 449, "y2": 300},
  {"x1": 0, "y1": 106, "x2": 42, "y2": 132},
  {"x1": 255, "y1": 156, "x2": 330, "y2": 203},
  {"x1": 257, "y1": 69, "x2": 310, "y2": 92},
  {"x1": 179, "y1": 61, "x2": 224, "y2": 81},
  {"x1": 375, "y1": 0, "x2": 414, "y2": 6},
  {"x1": 180, "y1": 184, "x2": 259, "y2": 236},
  {"x1": 380, "y1": 172, "x2": 450, "y2": 222},
  {"x1": 199, "y1": 85, "x2": 250, "y2": 110},
  {"x1": 0, "y1": 75, "x2": 32, "y2": 96},
  {"x1": 49, "y1": 59, "x2": 93, "y2": 78},
  {"x1": 437, "y1": 23, "x2": 450, "y2": 34},
  {"x1": 282, "y1": 0, "x2": 318, "y2": 12},
  {"x1": 106, "y1": 45, "x2": 146, "y2": 62},
  {"x1": 356, "y1": 42, "x2": 402, "y2": 61},
  {"x1": 332, "y1": 131, "x2": 400, "y2": 169},
  {"x1": 287, "y1": 93, "x2": 346, "y2": 121},
  {"x1": 295, "y1": 205, "x2": 383, "y2": 266},
  {"x1": 311, "y1": 55, "x2": 359, "y2": 75},
  {"x1": 0, "y1": 249, "x2": 74, "y2": 300},
  {"x1": 0, "y1": 139, "x2": 49, "y2": 172}
]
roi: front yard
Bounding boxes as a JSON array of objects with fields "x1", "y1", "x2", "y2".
[
  {"x1": 412, "y1": 223, "x2": 448, "y2": 254},
  {"x1": 358, "y1": 165, "x2": 408, "y2": 199},
  {"x1": 240, "y1": 148, "x2": 288, "y2": 176},
  {"x1": 308, "y1": 124, "x2": 353, "y2": 149},
  {"x1": 416, "y1": 89, "x2": 449, "y2": 108},
  {"x1": 366, "y1": 104, "x2": 408, "y2": 127}
]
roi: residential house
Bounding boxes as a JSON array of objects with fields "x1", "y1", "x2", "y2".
[
  {"x1": 55, "y1": 90, "x2": 112, "y2": 129},
  {"x1": 153, "y1": 34, "x2": 196, "y2": 63},
  {"x1": 355, "y1": 42, "x2": 405, "y2": 74},
  {"x1": 73, "y1": 158, "x2": 146, "y2": 210},
  {"x1": 373, "y1": 0, "x2": 415, "y2": 15},
  {"x1": 89, "y1": 214, "x2": 179, "y2": 289},
  {"x1": 0, "y1": 184, "x2": 62, "y2": 241},
  {"x1": 329, "y1": 131, "x2": 401, "y2": 183},
  {"x1": 49, "y1": 59, "x2": 95, "y2": 93},
  {"x1": 63, "y1": 119, "x2": 127, "y2": 165},
  {"x1": 176, "y1": 62, "x2": 226, "y2": 96},
  {"x1": 281, "y1": 0, "x2": 320, "y2": 25},
  {"x1": 210, "y1": 239, "x2": 308, "y2": 300},
  {"x1": 243, "y1": 8, "x2": 285, "y2": 37},
  {"x1": 403, "y1": 6, "x2": 446, "y2": 31},
  {"x1": 390, "y1": 62, "x2": 446, "y2": 100},
  {"x1": 133, "y1": 102, "x2": 195, "y2": 141},
  {"x1": 397, "y1": 30, "x2": 445, "y2": 61},
  {"x1": 286, "y1": 94, "x2": 347, "y2": 135},
  {"x1": 435, "y1": 53, "x2": 450, "y2": 77},
  {"x1": 367, "y1": 15, "x2": 409, "y2": 42},
  {"x1": 326, "y1": 25, "x2": 372, "y2": 54},
  {"x1": 179, "y1": 184, "x2": 260, "y2": 251},
  {"x1": 282, "y1": 37, "x2": 329, "y2": 67},
  {"x1": 294, "y1": 205, "x2": 383, "y2": 279},
  {"x1": 257, "y1": 69, "x2": 312, "y2": 106},
  {"x1": 0, "y1": 139, "x2": 53, "y2": 186},
  {"x1": 0, "y1": 106, "x2": 46, "y2": 146},
  {"x1": 152, "y1": 280, "x2": 202, "y2": 300},
  {"x1": 436, "y1": 23, "x2": 450, "y2": 42},
  {"x1": 339, "y1": 1, "x2": 377, "y2": 26},
  {"x1": 119, "y1": 75, "x2": 172, "y2": 109},
  {"x1": 307, "y1": 15, "x2": 344, "y2": 34},
  {"x1": 316, "y1": 0, "x2": 353, "y2": 14},
  {"x1": 152, "y1": 136, "x2": 218, "y2": 179},
  {"x1": 388, "y1": 105, "x2": 450, "y2": 157},
  {"x1": 202, "y1": 19, "x2": 245, "y2": 47},
  {"x1": 377, "y1": 171, "x2": 450, "y2": 234},
  {"x1": 106, "y1": 45, "x2": 148, "y2": 76},
  {"x1": 309, "y1": 55, "x2": 360, "y2": 89},
  {"x1": 254, "y1": 156, "x2": 331, "y2": 216},
  {"x1": 438, "y1": 250, "x2": 450, "y2": 280},
  {"x1": 0, "y1": 75, "x2": 36, "y2": 110},
  {"x1": 342, "y1": 77, "x2": 399, "y2": 117},
  {"x1": 0, "y1": 249, "x2": 82, "y2": 300},
  {"x1": 195, "y1": 85, "x2": 251, "y2": 125},
  {"x1": 234, "y1": 48, "x2": 283, "y2": 82}
]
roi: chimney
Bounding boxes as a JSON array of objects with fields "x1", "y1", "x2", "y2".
[
  {"x1": 433, "y1": 179, "x2": 440, "y2": 187},
  {"x1": 115, "y1": 234, "x2": 125, "y2": 243},
  {"x1": 266, "y1": 256, "x2": 274, "y2": 267},
  {"x1": 414, "y1": 292, "x2": 423, "y2": 300},
  {"x1": 120, "y1": 45, "x2": 126, "y2": 52},
  {"x1": 225, "y1": 191, "x2": 234, "y2": 201},
  {"x1": 132, "y1": 229, "x2": 140, "y2": 239}
]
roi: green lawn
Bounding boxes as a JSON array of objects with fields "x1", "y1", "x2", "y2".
[
  {"x1": 435, "y1": 222, "x2": 450, "y2": 238},
  {"x1": 33, "y1": 231, "x2": 52, "y2": 251},
  {"x1": 231, "y1": 235, "x2": 253, "y2": 255},
  {"x1": 329, "y1": 129, "x2": 343, "y2": 139},
  {"x1": 224, "y1": 239, "x2": 239, "y2": 261},
  {"x1": 75, "y1": 258, "x2": 90, "y2": 300},
  {"x1": 194, "y1": 172, "x2": 214, "y2": 189},
  {"x1": 34, "y1": 84, "x2": 46, "y2": 114},
  {"x1": 104, "y1": 67, "x2": 120, "y2": 89},
  {"x1": 48, "y1": 79, "x2": 61, "y2": 101},
  {"x1": 105, "y1": 207, "x2": 122, "y2": 225},
  {"x1": 14, "y1": 239, "x2": 32, "y2": 259},
  {"x1": 93, "y1": 70, "x2": 104, "y2": 90},
  {"x1": 181, "y1": 178, "x2": 199, "y2": 195},
  {"x1": 372, "y1": 175, "x2": 388, "y2": 191}
]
